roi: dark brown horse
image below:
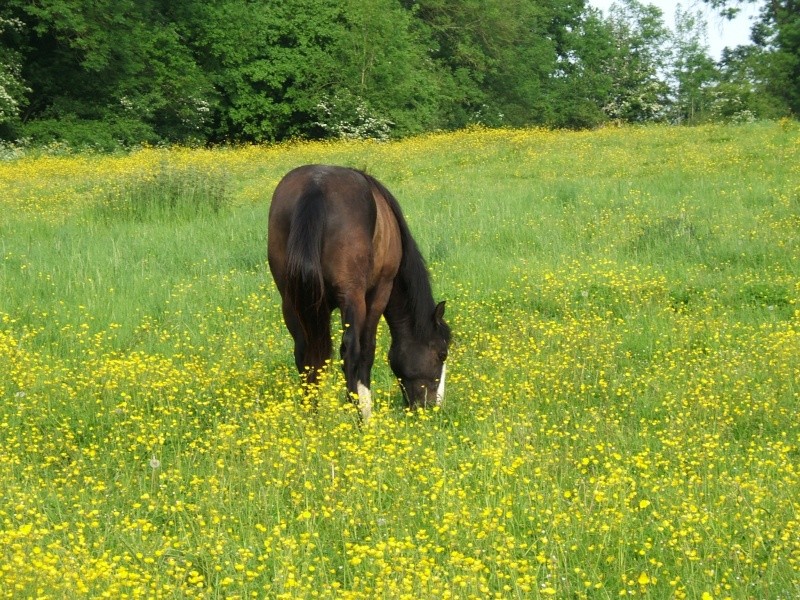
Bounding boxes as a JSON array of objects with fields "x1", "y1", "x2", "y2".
[{"x1": 268, "y1": 165, "x2": 450, "y2": 419}]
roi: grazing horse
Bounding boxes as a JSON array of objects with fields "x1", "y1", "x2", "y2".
[{"x1": 268, "y1": 165, "x2": 450, "y2": 419}]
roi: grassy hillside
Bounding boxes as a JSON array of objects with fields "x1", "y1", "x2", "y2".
[{"x1": 0, "y1": 123, "x2": 798, "y2": 598}]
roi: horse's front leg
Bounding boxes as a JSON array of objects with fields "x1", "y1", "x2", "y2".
[
  {"x1": 339, "y1": 298, "x2": 371, "y2": 420},
  {"x1": 352, "y1": 283, "x2": 394, "y2": 420}
]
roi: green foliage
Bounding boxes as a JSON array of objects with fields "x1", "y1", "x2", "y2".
[
  {"x1": 544, "y1": 8, "x2": 615, "y2": 129},
  {"x1": 702, "y1": 0, "x2": 798, "y2": 119},
  {"x1": 1, "y1": 0, "x2": 797, "y2": 148},
  {"x1": 331, "y1": 0, "x2": 444, "y2": 136},
  {"x1": 1, "y1": 0, "x2": 216, "y2": 143},
  {"x1": 713, "y1": 44, "x2": 792, "y2": 122},
  {"x1": 752, "y1": 0, "x2": 800, "y2": 115},
  {"x1": 21, "y1": 115, "x2": 158, "y2": 151},
  {"x1": 185, "y1": 0, "x2": 344, "y2": 141}
]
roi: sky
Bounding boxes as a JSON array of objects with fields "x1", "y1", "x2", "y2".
[{"x1": 587, "y1": 0, "x2": 764, "y2": 59}]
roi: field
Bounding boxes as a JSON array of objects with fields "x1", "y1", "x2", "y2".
[{"x1": 0, "y1": 123, "x2": 798, "y2": 599}]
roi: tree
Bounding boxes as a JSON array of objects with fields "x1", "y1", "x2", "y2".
[
  {"x1": 670, "y1": 5, "x2": 718, "y2": 123},
  {"x1": 407, "y1": 0, "x2": 593, "y2": 129},
  {"x1": 180, "y1": 0, "x2": 343, "y2": 142},
  {"x1": 322, "y1": 0, "x2": 444, "y2": 137},
  {"x1": 2, "y1": 0, "x2": 215, "y2": 146},
  {"x1": 702, "y1": 0, "x2": 798, "y2": 116},
  {"x1": 545, "y1": 6, "x2": 616, "y2": 128},
  {"x1": 752, "y1": 0, "x2": 799, "y2": 114},
  {"x1": 710, "y1": 44, "x2": 787, "y2": 120},
  {"x1": 3, "y1": 0, "x2": 793, "y2": 148},
  {"x1": 601, "y1": 0, "x2": 672, "y2": 122},
  {"x1": 184, "y1": 0, "x2": 444, "y2": 141},
  {"x1": 403, "y1": 0, "x2": 505, "y2": 128}
]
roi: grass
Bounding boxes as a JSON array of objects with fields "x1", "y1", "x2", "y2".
[
  {"x1": 91, "y1": 162, "x2": 230, "y2": 223},
  {"x1": 0, "y1": 122, "x2": 798, "y2": 599}
]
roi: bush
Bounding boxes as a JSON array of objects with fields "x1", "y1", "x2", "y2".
[{"x1": 21, "y1": 116, "x2": 160, "y2": 152}]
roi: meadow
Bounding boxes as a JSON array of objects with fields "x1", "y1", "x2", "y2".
[{"x1": 0, "y1": 122, "x2": 798, "y2": 599}]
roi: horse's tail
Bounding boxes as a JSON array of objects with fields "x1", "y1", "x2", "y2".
[{"x1": 285, "y1": 184, "x2": 330, "y2": 364}]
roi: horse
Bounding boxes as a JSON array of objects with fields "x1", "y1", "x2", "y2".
[{"x1": 268, "y1": 165, "x2": 450, "y2": 420}]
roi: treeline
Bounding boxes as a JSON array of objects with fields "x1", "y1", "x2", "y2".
[{"x1": 0, "y1": 0, "x2": 797, "y2": 148}]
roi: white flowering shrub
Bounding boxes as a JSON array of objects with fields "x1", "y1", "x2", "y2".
[
  {"x1": 0, "y1": 17, "x2": 29, "y2": 127},
  {"x1": 314, "y1": 91, "x2": 393, "y2": 141},
  {"x1": 707, "y1": 87, "x2": 758, "y2": 124}
]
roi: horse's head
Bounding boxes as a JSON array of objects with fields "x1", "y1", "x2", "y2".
[{"x1": 389, "y1": 301, "x2": 450, "y2": 409}]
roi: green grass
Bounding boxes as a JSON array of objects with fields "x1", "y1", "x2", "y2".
[
  {"x1": 0, "y1": 122, "x2": 798, "y2": 599},
  {"x1": 91, "y1": 162, "x2": 230, "y2": 223}
]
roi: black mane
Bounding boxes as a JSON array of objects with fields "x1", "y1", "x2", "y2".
[{"x1": 359, "y1": 171, "x2": 441, "y2": 340}]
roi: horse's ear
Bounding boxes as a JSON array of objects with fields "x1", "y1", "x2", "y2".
[{"x1": 434, "y1": 300, "x2": 446, "y2": 323}]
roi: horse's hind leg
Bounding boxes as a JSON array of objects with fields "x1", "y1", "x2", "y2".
[
  {"x1": 282, "y1": 299, "x2": 331, "y2": 385},
  {"x1": 281, "y1": 301, "x2": 306, "y2": 374}
]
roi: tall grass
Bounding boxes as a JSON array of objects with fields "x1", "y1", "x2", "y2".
[
  {"x1": 93, "y1": 162, "x2": 230, "y2": 222},
  {"x1": 0, "y1": 123, "x2": 798, "y2": 599}
]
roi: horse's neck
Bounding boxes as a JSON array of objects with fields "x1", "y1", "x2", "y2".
[{"x1": 383, "y1": 282, "x2": 420, "y2": 341}]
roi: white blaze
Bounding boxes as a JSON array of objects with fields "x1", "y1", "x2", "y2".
[
  {"x1": 357, "y1": 381, "x2": 372, "y2": 420},
  {"x1": 435, "y1": 363, "x2": 447, "y2": 406}
]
